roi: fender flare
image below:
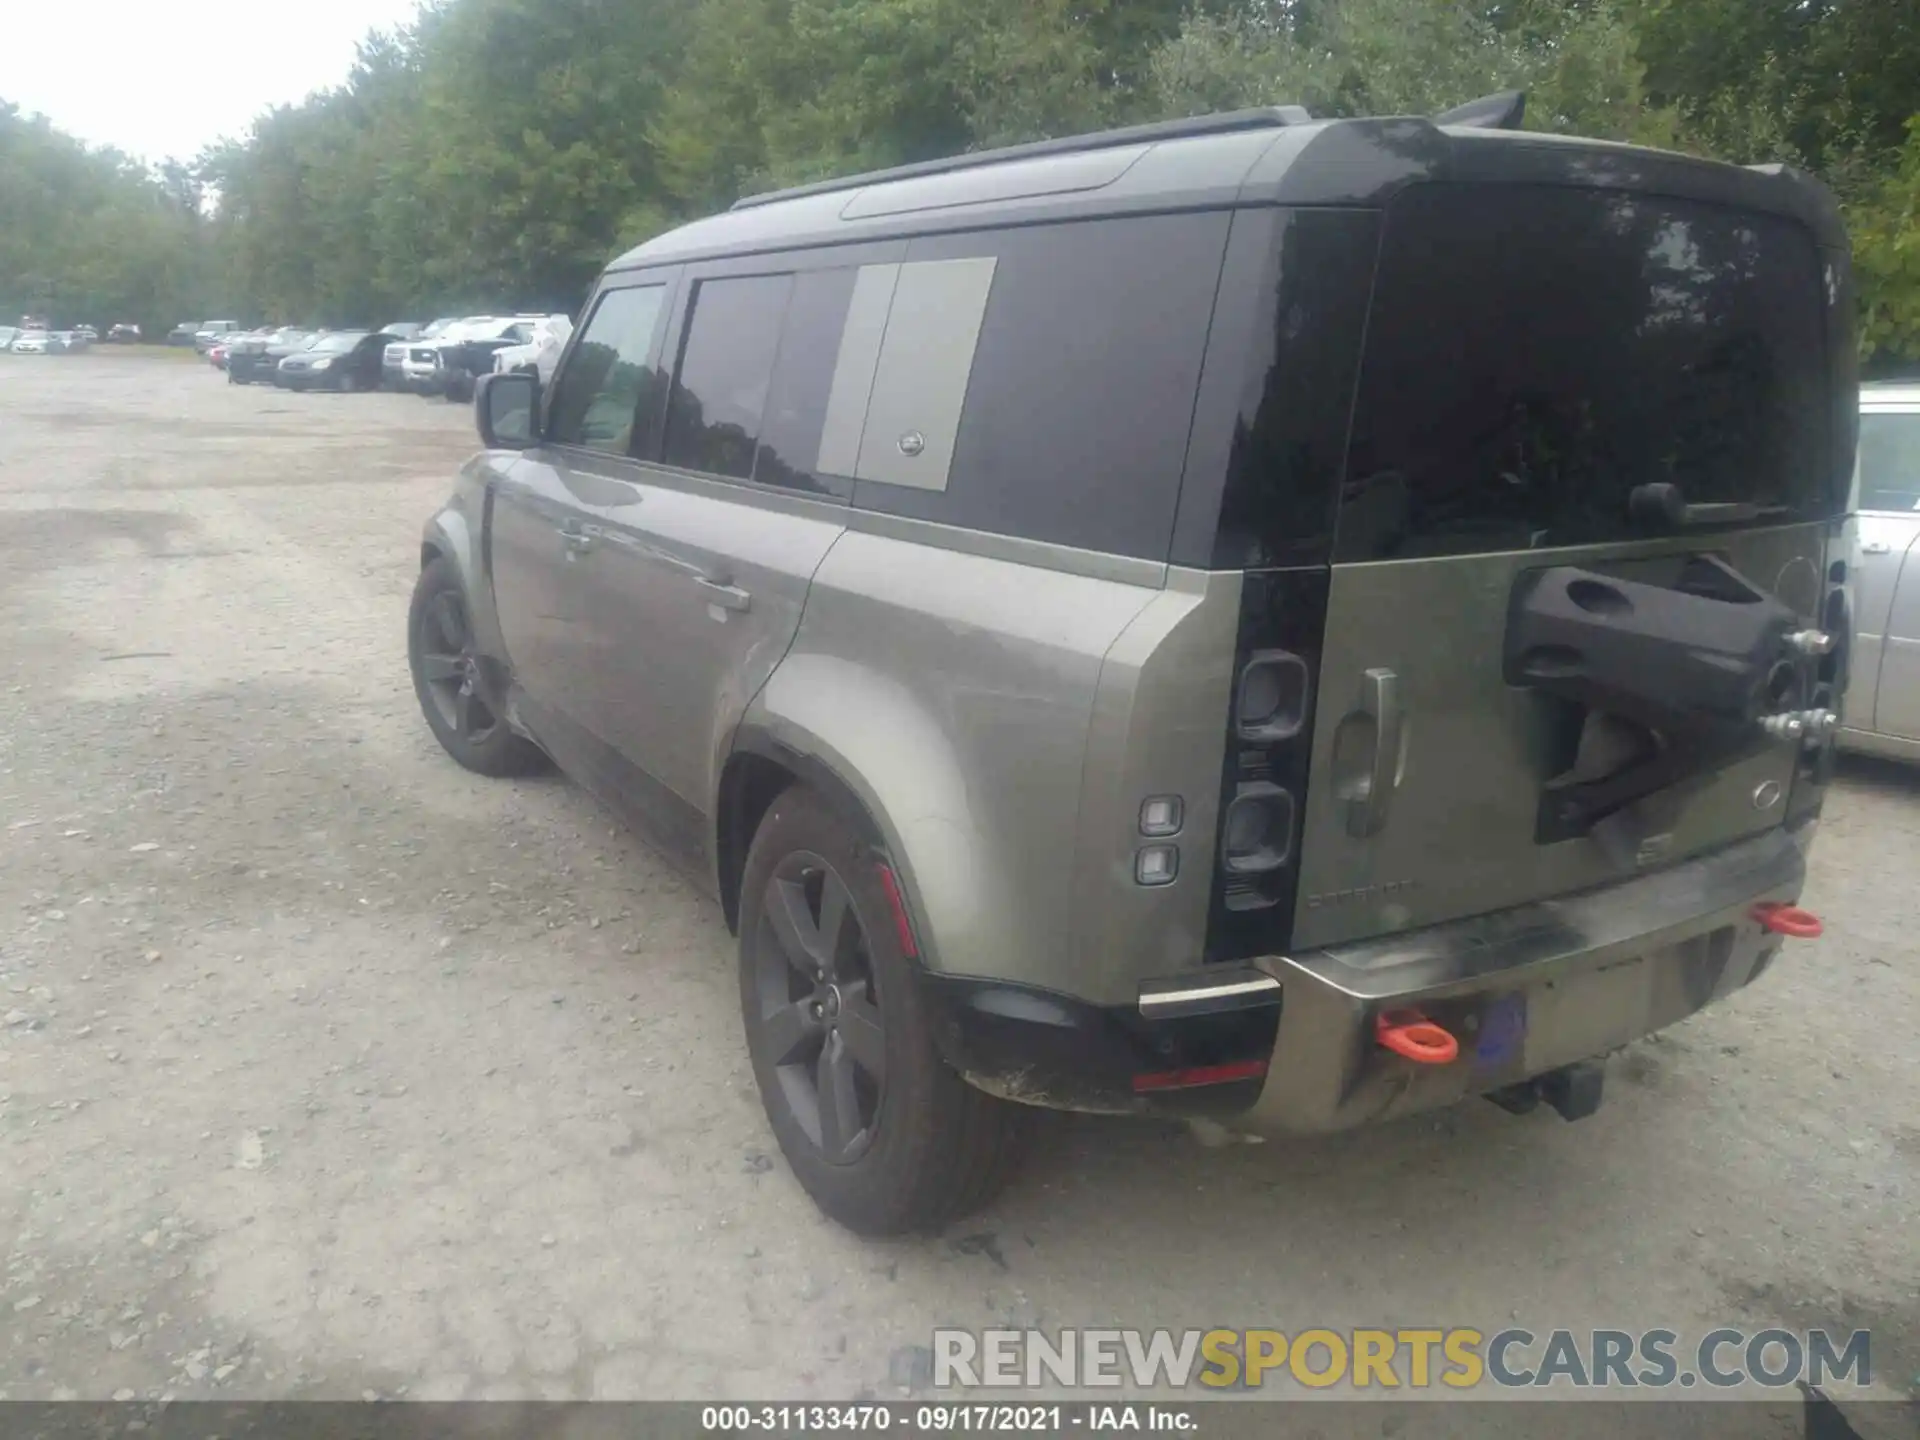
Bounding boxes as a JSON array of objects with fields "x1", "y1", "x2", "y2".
[{"x1": 723, "y1": 658, "x2": 1007, "y2": 983}]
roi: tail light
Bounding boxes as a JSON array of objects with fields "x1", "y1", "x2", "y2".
[
  {"x1": 1203, "y1": 571, "x2": 1330, "y2": 958},
  {"x1": 1221, "y1": 782, "x2": 1295, "y2": 875}
]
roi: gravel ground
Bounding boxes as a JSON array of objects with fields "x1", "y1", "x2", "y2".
[{"x1": 0, "y1": 355, "x2": 1914, "y2": 1420}]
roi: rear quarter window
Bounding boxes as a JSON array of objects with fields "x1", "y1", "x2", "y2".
[{"x1": 844, "y1": 212, "x2": 1232, "y2": 561}]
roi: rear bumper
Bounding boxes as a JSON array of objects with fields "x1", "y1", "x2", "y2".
[{"x1": 934, "y1": 825, "x2": 1813, "y2": 1132}]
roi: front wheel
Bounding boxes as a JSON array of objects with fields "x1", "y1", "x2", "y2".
[
  {"x1": 738, "y1": 787, "x2": 1028, "y2": 1235},
  {"x1": 407, "y1": 557, "x2": 546, "y2": 778}
]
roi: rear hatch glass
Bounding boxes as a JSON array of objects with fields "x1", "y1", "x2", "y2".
[{"x1": 1337, "y1": 184, "x2": 1834, "y2": 563}]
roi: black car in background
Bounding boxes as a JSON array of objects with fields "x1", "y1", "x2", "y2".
[
  {"x1": 274, "y1": 330, "x2": 400, "y2": 392},
  {"x1": 107, "y1": 323, "x2": 142, "y2": 344},
  {"x1": 228, "y1": 328, "x2": 316, "y2": 385}
]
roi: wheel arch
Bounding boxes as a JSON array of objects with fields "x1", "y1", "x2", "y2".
[
  {"x1": 715, "y1": 731, "x2": 887, "y2": 939},
  {"x1": 719, "y1": 656, "x2": 1005, "y2": 986},
  {"x1": 420, "y1": 471, "x2": 509, "y2": 664}
]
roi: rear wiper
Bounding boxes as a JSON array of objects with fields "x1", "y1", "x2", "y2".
[{"x1": 1628, "y1": 483, "x2": 1790, "y2": 530}]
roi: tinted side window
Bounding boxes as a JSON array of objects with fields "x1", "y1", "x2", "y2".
[
  {"x1": 663, "y1": 274, "x2": 795, "y2": 482},
  {"x1": 547, "y1": 285, "x2": 668, "y2": 456},
  {"x1": 848, "y1": 212, "x2": 1231, "y2": 561},
  {"x1": 753, "y1": 267, "x2": 862, "y2": 499}
]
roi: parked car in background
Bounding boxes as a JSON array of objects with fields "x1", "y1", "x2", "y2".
[
  {"x1": 167, "y1": 321, "x2": 203, "y2": 346},
  {"x1": 11, "y1": 330, "x2": 54, "y2": 354},
  {"x1": 108, "y1": 323, "x2": 142, "y2": 344},
  {"x1": 193, "y1": 322, "x2": 241, "y2": 354},
  {"x1": 275, "y1": 330, "x2": 399, "y2": 392},
  {"x1": 59, "y1": 330, "x2": 89, "y2": 352},
  {"x1": 228, "y1": 328, "x2": 315, "y2": 386},
  {"x1": 0, "y1": 327, "x2": 18, "y2": 351},
  {"x1": 491, "y1": 314, "x2": 574, "y2": 385},
  {"x1": 73, "y1": 325, "x2": 99, "y2": 344},
  {"x1": 396, "y1": 316, "x2": 497, "y2": 395},
  {"x1": 383, "y1": 316, "x2": 460, "y2": 390},
  {"x1": 378, "y1": 321, "x2": 426, "y2": 341},
  {"x1": 1839, "y1": 382, "x2": 1920, "y2": 762},
  {"x1": 435, "y1": 315, "x2": 561, "y2": 402}
]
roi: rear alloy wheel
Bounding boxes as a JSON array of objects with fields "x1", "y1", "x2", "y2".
[
  {"x1": 406, "y1": 557, "x2": 546, "y2": 778},
  {"x1": 739, "y1": 787, "x2": 1028, "y2": 1235}
]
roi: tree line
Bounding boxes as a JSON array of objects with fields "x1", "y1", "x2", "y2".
[{"x1": 3, "y1": 0, "x2": 1917, "y2": 367}]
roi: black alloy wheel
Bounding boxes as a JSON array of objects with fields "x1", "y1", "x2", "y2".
[
  {"x1": 406, "y1": 557, "x2": 545, "y2": 777},
  {"x1": 749, "y1": 851, "x2": 889, "y2": 1165},
  {"x1": 737, "y1": 787, "x2": 1027, "y2": 1235}
]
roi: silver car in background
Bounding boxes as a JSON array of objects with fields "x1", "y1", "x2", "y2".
[{"x1": 1839, "y1": 383, "x2": 1920, "y2": 760}]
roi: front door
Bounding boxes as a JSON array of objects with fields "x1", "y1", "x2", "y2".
[{"x1": 496, "y1": 277, "x2": 677, "y2": 771}]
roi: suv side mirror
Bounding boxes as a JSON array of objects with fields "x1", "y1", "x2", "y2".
[{"x1": 475, "y1": 371, "x2": 539, "y2": 449}]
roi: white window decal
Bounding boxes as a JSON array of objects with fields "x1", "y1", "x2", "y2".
[{"x1": 815, "y1": 256, "x2": 998, "y2": 493}]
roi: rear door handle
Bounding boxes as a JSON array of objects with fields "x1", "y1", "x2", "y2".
[
  {"x1": 695, "y1": 578, "x2": 752, "y2": 613},
  {"x1": 1341, "y1": 667, "x2": 1403, "y2": 839}
]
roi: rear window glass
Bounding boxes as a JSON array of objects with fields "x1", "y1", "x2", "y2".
[
  {"x1": 1856, "y1": 412, "x2": 1920, "y2": 513},
  {"x1": 1338, "y1": 184, "x2": 1834, "y2": 561}
]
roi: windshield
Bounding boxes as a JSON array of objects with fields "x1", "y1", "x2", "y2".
[
  {"x1": 1857, "y1": 412, "x2": 1920, "y2": 514},
  {"x1": 312, "y1": 333, "x2": 367, "y2": 354},
  {"x1": 1339, "y1": 184, "x2": 1835, "y2": 560}
]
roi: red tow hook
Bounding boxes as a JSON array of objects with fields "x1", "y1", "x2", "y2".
[
  {"x1": 1753, "y1": 902, "x2": 1823, "y2": 939},
  {"x1": 1375, "y1": 1009, "x2": 1460, "y2": 1065}
]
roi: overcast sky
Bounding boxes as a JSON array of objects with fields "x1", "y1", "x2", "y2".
[{"x1": 2, "y1": 0, "x2": 426, "y2": 165}]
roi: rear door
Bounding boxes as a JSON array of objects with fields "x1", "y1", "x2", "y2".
[
  {"x1": 564, "y1": 246, "x2": 890, "y2": 821},
  {"x1": 1291, "y1": 179, "x2": 1845, "y2": 949},
  {"x1": 1850, "y1": 406, "x2": 1920, "y2": 736}
]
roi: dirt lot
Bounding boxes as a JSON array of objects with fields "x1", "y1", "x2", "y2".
[{"x1": 0, "y1": 354, "x2": 1914, "y2": 1415}]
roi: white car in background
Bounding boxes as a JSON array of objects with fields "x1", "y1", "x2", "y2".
[
  {"x1": 491, "y1": 314, "x2": 574, "y2": 384},
  {"x1": 11, "y1": 328, "x2": 53, "y2": 355},
  {"x1": 1840, "y1": 382, "x2": 1920, "y2": 760},
  {"x1": 382, "y1": 317, "x2": 459, "y2": 389},
  {"x1": 396, "y1": 316, "x2": 498, "y2": 395}
]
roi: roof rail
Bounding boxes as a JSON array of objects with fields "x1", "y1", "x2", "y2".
[{"x1": 728, "y1": 106, "x2": 1314, "y2": 213}]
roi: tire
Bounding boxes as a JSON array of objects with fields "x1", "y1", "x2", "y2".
[
  {"x1": 738, "y1": 787, "x2": 1028, "y2": 1235},
  {"x1": 406, "y1": 557, "x2": 546, "y2": 778}
]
